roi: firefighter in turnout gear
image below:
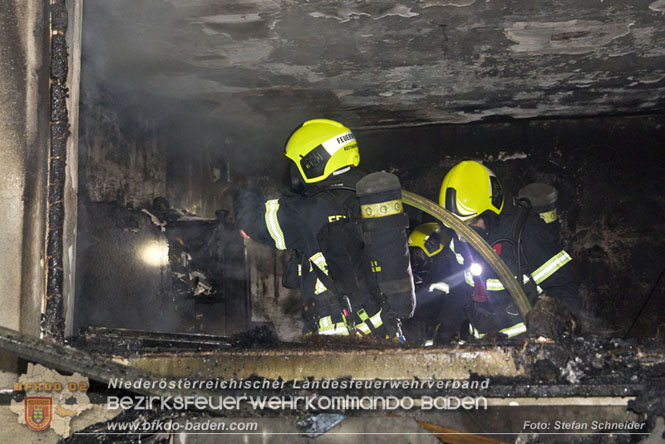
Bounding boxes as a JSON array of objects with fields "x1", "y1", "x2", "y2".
[
  {"x1": 233, "y1": 119, "x2": 415, "y2": 340},
  {"x1": 401, "y1": 223, "x2": 457, "y2": 345},
  {"x1": 436, "y1": 160, "x2": 581, "y2": 342}
]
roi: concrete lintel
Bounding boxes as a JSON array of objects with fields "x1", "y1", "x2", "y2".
[{"x1": 122, "y1": 348, "x2": 524, "y2": 380}]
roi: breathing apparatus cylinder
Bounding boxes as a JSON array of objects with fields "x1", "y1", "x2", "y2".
[
  {"x1": 356, "y1": 172, "x2": 416, "y2": 319},
  {"x1": 517, "y1": 183, "x2": 559, "y2": 224}
]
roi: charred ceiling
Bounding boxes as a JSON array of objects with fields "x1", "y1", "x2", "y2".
[{"x1": 82, "y1": 0, "x2": 665, "y2": 132}]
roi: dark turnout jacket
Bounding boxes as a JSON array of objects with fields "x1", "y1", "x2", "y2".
[
  {"x1": 233, "y1": 169, "x2": 396, "y2": 337},
  {"x1": 439, "y1": 199, "x2": 581, "y2": 340}
]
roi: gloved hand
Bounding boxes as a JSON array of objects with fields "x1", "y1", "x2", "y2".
[{"x1": 384, "y1": 317, "x2": 406, "y2": 343}]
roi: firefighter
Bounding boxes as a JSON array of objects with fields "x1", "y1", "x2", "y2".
[
  {"x1": 400, "y1": 223, "x2": 454, "y2": 344},
  {"x1": 437, "y1": 160, "x2": 581, "y2": 341},
  {"x1": 405, "y1": 222, "x2": 474, "y2": 344},
  {"x1": 408, "y1": 223, "x2": 449, "y2": 313},
  {"x1": 233, "y1": 119, "x2": 414, "y2": 340}
]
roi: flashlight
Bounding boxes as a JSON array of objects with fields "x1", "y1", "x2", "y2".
[{"x1": 469, "y1": 262, "x2": 483, "y2": 277}]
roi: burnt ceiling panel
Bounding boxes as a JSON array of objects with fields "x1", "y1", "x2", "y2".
[{"x1": 83, "y1": 0, "x2": 665, "y2": 130}]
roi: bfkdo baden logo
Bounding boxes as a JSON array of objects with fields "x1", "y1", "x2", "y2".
[
  {"x1": 11, "y1": 363, "x2": 92, "y2": 436},
  {"x1": 24, "y1": 396, "x2": 52, "y2": 431}
]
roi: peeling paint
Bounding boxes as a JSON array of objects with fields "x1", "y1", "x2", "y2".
[
  {"x1": 631, "y1": 26, "x2": 665, "y2": 57},
  {"x1": 333, "y1": 89, "x2": 354, "y2": 98},
  {"x1": 84, "y1": 0, "x2": 665, "y2": 129},
  {"x1": 195, "y1": 13, "x2": 263, "y2": 24},
  {"x1": 513, "y1": 91, "x2": 544, "y2": 101},
  {"x1": 309, "y1": 5, "x2": 418, "y2": 22},
  {"x1": 373, "y1": 5, "x2": 419, "y2": 19},
  {"x1": 262, "y1": 63, "x2": 325, "y2": 83},
  {"x1": 221, "y1": 41, "x2": 273, "y2": 65},
  {"x1": 504, "y1": 20, "x2": 634, "y2": 55},
  {"x1": 308, "y1": 9, "x2": 369, "y2": 23},
  {"x1": 419, "y1": 0, "x2": 476, "y2": 7},
  {"x1": 638, "y1": 72, "x2": 665, "y2": 84},
  {"x1": 485, "y1": 151, "x2": 529, "y2": 162},
  {"x1": 649, "y1": 0, "x2": 665, "y2": 13}
]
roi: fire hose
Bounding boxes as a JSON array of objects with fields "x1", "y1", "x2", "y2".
[{"x1": 402, "y1": 190, "x2": 532, "y2": 320}]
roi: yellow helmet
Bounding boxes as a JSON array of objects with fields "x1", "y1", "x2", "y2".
[
  {"x1": 408, "y1": 223, "x2": 445, "y2": 257},
  {"x1": 439, "y1": 160, "x2": 504, "y2": 221},
  {"x1": 284, "y1": 119, "x2": 360, "y2": 184}
]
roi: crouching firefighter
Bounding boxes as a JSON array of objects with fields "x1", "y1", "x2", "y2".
[
  {"x1": 437, "y1": 160, "x2": 581, "y2": 341},
  {"x1": 233, "y1": 119, "x2": 416, "y2": 341}
]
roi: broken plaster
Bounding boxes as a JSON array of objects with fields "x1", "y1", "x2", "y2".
[
  {"x1": 419, "y1": 0, "x2": 477, "y2": 7},
  {"x1": 504, "y1": 20, "x2": 634, "y2": 55},
  {"x1": 649, "y1": 0, "x2": 665, "y2": 13},
  {"x1": 309, "y1": 4, "x2": 419, "y2": 22}
]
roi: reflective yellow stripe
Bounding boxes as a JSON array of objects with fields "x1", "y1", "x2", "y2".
[
  {"x1": 360, "y1": 199, "x2": 403, "y2": 218},
  {"x1": 486, "y1": 279, "x2": 504, "y2": 291},
  {"x1": 265, "y1": 200, "x2": 286, "y2": 250},
  {"x1": 532, "y1": 250, "x2": 572, "y2": 284},
  {"x1": 319, "y1": 325, "x2": 349, "y2": 335},
  {"x1": 469, "y1": 323, "x2": 484, "y2": 339},
  {"x1": 318, "y1": 316, "x2": 349, "y2": 335},
  {"x1": 469, "y1": 322, "x2": 526, "y2": 339},
  {"x1": 310, "y1": 252, "x2": 329, "y2": 295},
  {"x1": 486, "y1": 275, "x2": 529, "y2": 291},
  {"x1": 500, "y1": 322, "x2": 527, "y2": 338},
  {"x1": 429, "y1": 282, "x2": 450, "y2": 293},
  {"x1": 456, "y1": 247, "x2": 570, "y2": 294},
  {"x1": 369, "y1": 310, "x2": 383, "y2": 328},
  {"x1": 354, "y1": 309, "x2": 383, "y2": 336},
  {"x1": 356, "y1": 323, "x2": 371, "y2": 335},
  {"x1": 470, "y1": 275, "x2": 541, "y2": 294},
  {"x1": 450, "y1": 239, "x2": 465, "y2": 265},
  {"x1": 313, "y1": 279, "x2": 326, "y2": 295},
  {"x1": 319, "y1": 316, "x2": 331, "y2": 329},
  {"x1": 464, "y1": 271, "x2": 474, "y2": 287},
  {"x1": 309, "y1": 252, "x2": 329, "y2": 274},
  {"x1": 539, "y1": 209, "x2": 558, "y2": 224}
]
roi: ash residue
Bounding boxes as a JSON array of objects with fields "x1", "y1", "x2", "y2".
[
  {"x1": 50, "y1": 33, "x2": 68, "y2": 81},
  {"x1": 51, "y1": 136, "x2": 67, "y2": 158},
  {"x1": 50, "y1": 156, "x2": 67, "y2": 184},
  {"x1": 58, "y1": 409, "x2": 177, "y2": 444},
  {"x1": 49, "y1": 200, "x2": 65, "y2": 228},
  {"x1": 41, "y1": 298, "x2": 65, "y2": 343},
  {"x1": 230, "y1": 325, "x2": 280, "y2": 349},
  {"x1": 43, "y1": 0, "x2": 71, "y2": 343},
  {"x1": 629, "y1": 381, "x2": 665, "y2": 433},
  {"x1": 514, "y1": 336, "x2": 665, "y2": 384},
  {"x1": 303, "y1": 333, "x2": 411, "y2": 351},
  {"x1": 51, "y1": 121, "x2": 70, "y2": 140},
  {"x1": 51, "y1": 0, "x2": 68, "y2": 32},
  {"x1": 50, "y1": 84, "x2": 69, "y2": 121}
]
